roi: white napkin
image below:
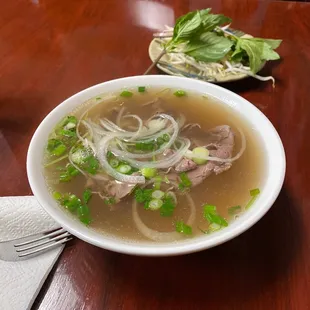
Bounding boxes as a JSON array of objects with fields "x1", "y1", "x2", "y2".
[{"x1": 0, "y1": 196, "x2": 65, "y2": 310}]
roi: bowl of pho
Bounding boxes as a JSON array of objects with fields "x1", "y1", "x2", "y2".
[{"x1": 27, "y1": 75, "x2": 285, "y2": 256}]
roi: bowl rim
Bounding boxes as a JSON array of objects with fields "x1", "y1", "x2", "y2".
[{"x1": 27, "y1": 75, "x2": 286, "y2": 256}]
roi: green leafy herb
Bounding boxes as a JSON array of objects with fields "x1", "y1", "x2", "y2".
[
  {"x1": 47, "y1": 139, "x2": 67, "y2": 156},
  {"x1": 175, "y1": 221, "x2": 192, "y2": 235},
  {"x1": 174, "y1": 90, "x2": 187, "y2": 97},
  {"x1": 162, "y1": 8, "x2": 281, "y2": 76},
  {"x1": 120, "y1": 90, "x2": 133, "y2": 98},
  {"x1": 63, "y1": 194, "x2": 82, "y2": 212},
  {"x1": 138, "y1": 86, "x2": 146, "y2": 93},
  {"x1": 160, "y1": 196, "x2": 176, "y2": 217},
  {"x1": 178, "y1": 172, "x2": 192, "y2": 190},
  {"x1": 83, "y1": 188, "x2": 92, "y2": 204},
  {"x1": 184, "y1": 32, "x2": 233, "y2": 63},
  {"x1": 203, "y1": 204, "x2": 228, "y2": 227},
  {"x1": 228, "y1": 205, "x2": 242, "y2": 215}
]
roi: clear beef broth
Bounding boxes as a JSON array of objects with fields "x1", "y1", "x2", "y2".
[{"x1": 44, "y1": 89, "x2": 265, "y2": 242}]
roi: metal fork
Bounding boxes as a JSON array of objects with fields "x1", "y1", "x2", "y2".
[{"x1": 0, "y1": 227, "x2": 73, "y2": 261}]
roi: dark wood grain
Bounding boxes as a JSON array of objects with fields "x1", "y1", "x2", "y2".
[{"x1": 1, "y1": 0, "x2": 310, "y2": 309}]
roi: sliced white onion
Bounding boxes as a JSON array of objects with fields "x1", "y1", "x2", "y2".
[
  {"x1": 132, "y1": 191, "x2": 196, "y2": 242},
  {"x1": 96, "y1": 135, "x2": 145, "y2": 184},
  {"x1": 110, "y1": 114, "x2": 179, "y2": 159}
]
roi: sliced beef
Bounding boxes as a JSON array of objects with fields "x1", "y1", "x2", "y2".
[
  {"x1": 105, "y1": 180, "x2": 136, "y2": 200},
  {"x1": 175, "y1": 158, "x2": 197, "y2": 172},
  {"x1": 186, "y1": 125, "x2": 234, "y2": 186},
  {"x1": 168, "y1": 125, "x2": 235, "y2": 186}
]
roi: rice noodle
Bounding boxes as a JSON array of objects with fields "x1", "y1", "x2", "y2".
[
  {"x1": 116, "y1": 106, "x2": 126, "y2": 127},
  {"x1": 132, "y1": 190, "x2": 196, "y2": 242}
]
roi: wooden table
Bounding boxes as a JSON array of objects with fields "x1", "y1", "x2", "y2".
[{"x1": 1, "y1": 0, "x2": 310, "y2": 309}]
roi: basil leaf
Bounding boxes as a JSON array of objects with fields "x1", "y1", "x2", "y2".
[
  {"x1": 200, "y1": 11, "x2": 231, "y2": 32},
  {"x1": 185, "y1": 32, "x2": 233, "y2": 63},
  {"x1": 238, "y1": 38, "x2": 265, "y2": 73},
  {"x1": 261, "y1": 42, "x2": 280, "y2": 60},
  {"x1": 171, "y1": 10, "x2": 202, "y2": 45}
]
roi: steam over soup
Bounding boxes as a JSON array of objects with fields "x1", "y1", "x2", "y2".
[{"x1": 44, "y1": 87, "x2": 264, "y2": 242}]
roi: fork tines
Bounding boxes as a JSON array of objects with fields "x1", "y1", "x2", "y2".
[{"x1": 14, "y1": 227, "x2": 72, "y2": 258}]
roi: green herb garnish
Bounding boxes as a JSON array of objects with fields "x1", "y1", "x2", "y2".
[
  {"x1": 134, "y1": 187, "x2": 153, "y2": 203},
  {"x1": 160, "y1": 196, "x2": 176, "y2": 217},
  {"x1": 175, "y1": 221, "x2": 192, "y2": 235},
  {"x1": 203, "y1": 204, "x2": 228, "y2": 227},
  {"x1": 174, "y1": 90, "x2": 186, "y2": 97},
  {"x1": 138, "y1": 86, "x2": 146, "y2": 93},
  {"x1": 178, "y1": 172, "x2": 192, "y2": 190},
  {"x1": 246, "y1": 188, "x2": 261, "y2": 209},
  {"x1": 47, "y1": 139, "x2": 67, "y2": 156},
  {"x1": 120, "y1": 90, "x2": 133, "y2": 98},
  {"x1": 83, "y1": 188, "x2": 92, "y2": 204}
]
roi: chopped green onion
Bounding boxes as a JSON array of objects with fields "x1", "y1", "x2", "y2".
[
  {"x1": 141, "y1": 167, "x2": 157, "y2": 178},
  {"x1": 96, "y1": 97, "x2": 102, "y2": 100},
  {"x1": 151, "y1": 190, "x2": 164, "y2": 199},
  {"x1": 228, "y1": 205, "x2": 242, "y2": 215},
  {"x1": 77, "y1": 204, "x2": 90, "y2": 217},
  {"x1": 71, "y1": 148, "x2": 88, "y2": 165},
  {"x1": 175, "y1": 221, "x2": 192, "y2": 235},
  {"x1": 63, "y1": 194, "x2": 81, "y2": 212},
  {"x1": 135, "y1": 141, "x2": 155, "y2": 151},
  {"x1": 149, "y1": 199, "x2": 163, "y2": 210},
  {"x1": 53, "y1": 191, "x2": 62, "y2": 201},
  {"x1": 192, "y1": 147, "x2": 209, "y2": 165},
  {"x1": 67, "y1": 164, "x2": 80, "y2": 176},
  {"x1": 85, "y1": 155, "x2": 99, "y2": 175},
  {"x1": 174, "y1": 90, "x2": 186, "y2": 97},
  {"x1": 160, "y1": 196, "x2": 176, "y2": 217},
  {"x1": 47, "y1": 139, "x2": 67, "y2": 156},
  {"x1": 250, "y1": 188, "x2": 261, "y2": 196},
  {"x1": 178, "y1": 172, "x2": 192, "y2": 190},
  {"x1": 162, "y1": 133, "x2": 170, "y2": 142},
  {"x1": 208, "y1": 223, "x2": 221, "y2": 233},
  {"x1": 138, "y1": 86, "x2": 146, "y2": 93},
  {"x1": 120, "y1": 90, "x2": 133, "y2": 98},
  {"x1": 203, "y1": 204, "x2": 228, "y2": 227},
  {"x1": 246, "y1": 188, "x2": 261, "y2": 209},
  {"x1": 117, "y1": 164, "x2": 132, "y2": 174},
  {"x1": 59, "y1": 129, "x2": 76, "y2": 137},
  {"x1": 83, "y1": 188, "x2": 92, "y2": 204},
  {"x1": 134, "y1": 187, "x2": 153, "y2": 203},
  {"x1": 109, "y1": 158, "x2": 120, "y2": 168},
  {"x1": 156, "y1": 137, "x2": 164, "y2": 145},
  {"x1": 153, "y1": 176, "x2": 162, "y2": 190}
]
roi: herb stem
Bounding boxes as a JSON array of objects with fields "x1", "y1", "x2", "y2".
[{"x1": 144, "y1": 49, "x2": 167, "y2": 75}]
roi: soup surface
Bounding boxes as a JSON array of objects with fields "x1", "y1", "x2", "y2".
[{"x1": 44, "y1": 87, "x2": 265, "y2": 242}]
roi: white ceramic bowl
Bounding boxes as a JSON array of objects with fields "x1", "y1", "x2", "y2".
[{"x1": 27, "y1": 75, "x2": 286, "y2": 256}]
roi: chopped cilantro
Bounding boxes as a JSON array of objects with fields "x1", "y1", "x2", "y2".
[
  {"x1": 176, "y1": 221, "x2": 192, "y2": 235},
  {"x1": 134, "y1": 187, "x2": 153, "y2": 203}
]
